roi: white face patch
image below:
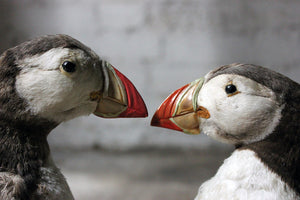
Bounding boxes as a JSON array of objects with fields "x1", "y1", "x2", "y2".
[
  {"x1": 15, "y1": 47, "x2": 103, "y2": 122},
  {"x1": 198, "y1": 74, "x2": 283, "y2": 144}
]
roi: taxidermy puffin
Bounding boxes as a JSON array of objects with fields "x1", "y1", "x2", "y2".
[
  {"x1": 151, "y1": 63, "x2": 299, "y2": 200},
  {"x1": 0, "y1": 34, "x2": 148, "y2": 200}
]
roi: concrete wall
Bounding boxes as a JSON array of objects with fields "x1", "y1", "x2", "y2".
[{"x1": 0, "y1": 0, "x2": 299, "y2": 150}]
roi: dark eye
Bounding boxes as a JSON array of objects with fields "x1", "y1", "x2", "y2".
[
  {"x1": 62, "y1": 61, "x2": 76, "y2": 73},
  {"x1": 225, "y1": 84, "x2": 237, "y2": 94}
]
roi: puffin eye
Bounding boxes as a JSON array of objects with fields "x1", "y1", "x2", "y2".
[
  {"x1": 225, "y1": 84, "x2": 238, "y2": 96},
  {"x1": 62, "y1": 61, "x2": 76, "y2": 73}
]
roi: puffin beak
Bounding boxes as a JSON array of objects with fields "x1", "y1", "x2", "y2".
[
  {"x1": 91, "y1": 61, "x2": 148, "y2": 118},
  {"x1": 151, "y1": 78, "x2": 210, "y2": 134}
]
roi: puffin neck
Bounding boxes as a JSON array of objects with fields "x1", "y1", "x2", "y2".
[
  {"x1": 0, "y1": 118, "x2": 58, "y2": 199},
  {"x1": 239, "y1": 101, "x2": 300, "y2": 195}
]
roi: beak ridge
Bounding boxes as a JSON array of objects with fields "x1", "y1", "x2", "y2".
[
  {"x1": 93, "y1": 62, "x2": 148, "y2": 118},
  {"x1": 151, "y1": 78, "x2": 208, "y2": 134},
  {"x1": 113, "y1": 67, "x2": 148, "y2": 118},
  {"x1": 151, "y1": 84, "x2": 190, "y2": 131}
]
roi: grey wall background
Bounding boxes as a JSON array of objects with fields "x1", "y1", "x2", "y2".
[{"x1": 0, "y1": 0, "x2": 299, "y2": 150}]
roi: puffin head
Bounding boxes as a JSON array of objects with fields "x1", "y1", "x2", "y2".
[
  {"x1": 0, "y1": 34, "x2": 147, "y2": 126},
  {"x1": 151, "y1": 63, "x2": 299, "y2": 145}
]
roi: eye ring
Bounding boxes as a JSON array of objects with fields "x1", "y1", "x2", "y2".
[
  {"x1": 225, "y1": 84, "x2": 240, "y2": 96},
  {"x1": 61, "y1": 61, "x2": 76, "y2": 73},
  {"x1": 225, "y1": 84, "x2": 237, "y2": 94}
]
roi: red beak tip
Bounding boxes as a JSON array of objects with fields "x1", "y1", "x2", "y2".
[
  {"x1": 119, "y1": 107, "x2": 148, "y2": 118},
  {"x1": 139, "y1": 112, "x2": 148, "y2": 118},
  {"x1": 112, "y1": 66, "x2": 148, "y2": 118},
  {"x1": 150, "y1": 114, "x2": 183, "y2": 132},
  {"x1": 150, "y1": 114, "x2": 160, "y2": 127}
]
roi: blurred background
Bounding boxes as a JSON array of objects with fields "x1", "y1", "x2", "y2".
[{"x1": 0, "y1": 0, "x2": 299, "y2": 199}]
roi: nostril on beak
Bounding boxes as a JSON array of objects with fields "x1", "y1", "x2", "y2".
[{"x1": 90, "y1": 91, "x2": 102, "y2": 101}]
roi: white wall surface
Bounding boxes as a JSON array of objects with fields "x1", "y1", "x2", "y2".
[{"x1": 0, "y1": 0, "x2": 299, "y2": 150}]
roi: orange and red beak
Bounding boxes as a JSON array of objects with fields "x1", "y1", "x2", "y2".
[
  {"x1": 92, "y1": 62, "x2": 148, "y2": 118},
  {"x1": 151, "y1": 78, "x2": 210, "y2": 134}
]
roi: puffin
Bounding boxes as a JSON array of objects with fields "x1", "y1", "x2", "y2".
[
  {"x1": 151, "y1": 63, "x2": 300, "y2": 200},
  {"x1": 0, "y1": 34, "x2": 148, "y2": 200}
]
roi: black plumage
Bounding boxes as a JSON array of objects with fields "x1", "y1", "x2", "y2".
[{"x1": 0, "y1": 34, "x2": 148, "y2": 199}]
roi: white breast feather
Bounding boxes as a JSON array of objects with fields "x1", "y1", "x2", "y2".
[{"x1": 195, "y1": 150, "x2": 299, "y2": 200}]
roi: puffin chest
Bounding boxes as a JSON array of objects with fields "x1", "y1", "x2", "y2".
[{"x1": 195, "y1": 150, "x2": 299, "y2": 200}]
